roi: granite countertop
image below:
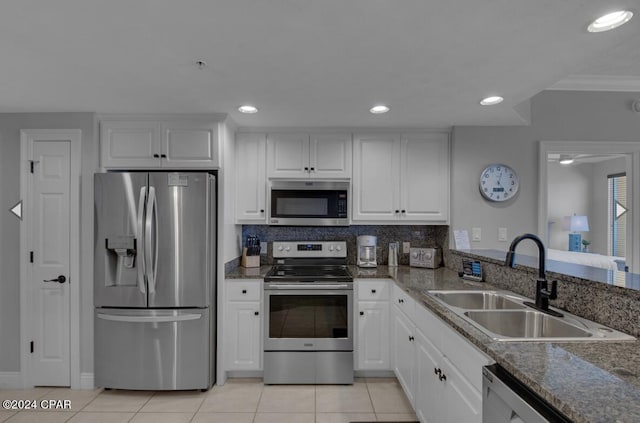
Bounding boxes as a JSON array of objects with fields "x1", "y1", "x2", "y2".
[
  {"x1": 225, "y1": 265, "x2": 271, "y2": 279},
  {"x1": 226, "y1": 264, "x2": 640, "y2": 422}
]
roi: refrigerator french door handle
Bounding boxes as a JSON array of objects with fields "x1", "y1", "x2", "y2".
[
  {"x1": 97, "y1": 313, "x2": 202, "y2": 323},
  {"x1": 145, "y1": 186, "x2": 158, "y2": 294},
  {"x1": 137, "y1": 186, "x2": 147, "y2": 294}
]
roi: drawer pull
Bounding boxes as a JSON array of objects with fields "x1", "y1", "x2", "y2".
[
  {"x1": 242, "y1": 289, "x2": 247, "y2": 294},
  {"x1": 439, "y1": 373, "x2": 447, "y2": 382},
  {"x1": 398, "y1": 298, "x2": 404, "y2": 304},
  {"x1": 360, "y1": 311, "x2": 364, "y2": 316},
  {"x1": 254, "y1": 311, "x2": 259, "y2": 316},
  {"x1": 371, "y1": 289, "x2": 376, "y2": 293}
]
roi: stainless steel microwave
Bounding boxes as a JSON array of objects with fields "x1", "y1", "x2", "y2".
[{"x1": 269, "y1": 180, "x2": 349, "y2": 226}]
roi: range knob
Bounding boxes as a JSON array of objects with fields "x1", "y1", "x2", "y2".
[
  {"x1": 412, "y1": 252, "x2": 418, "y2": 258},
  {"x1": 284, "y1": 246, "x2": 291, "y2": 252},
  {"x1": 277, "y1": 245, "x2": 284, "y2": 252},
  {"x1": 336, "y1": 245, "x2": 342, "y2": 252},
  {"x1": 329, "y1": 245, "x2": 335, "y2": 251}
]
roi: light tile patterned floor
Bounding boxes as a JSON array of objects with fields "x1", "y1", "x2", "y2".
[{"x1": 0, "y1": 378, "x2": 417, "y2": 422}]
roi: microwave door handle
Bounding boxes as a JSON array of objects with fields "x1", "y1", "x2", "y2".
[
  {"x1": 145, "y1": 186, "x2": 157, "y2": 294},
  {"x1": 137, "y1": 186, "x2": 146, "y2": 294}
]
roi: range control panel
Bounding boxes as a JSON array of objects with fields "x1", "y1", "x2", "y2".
[{"x1": 273, "y1": 241, "x2": 347, "y2": 258}]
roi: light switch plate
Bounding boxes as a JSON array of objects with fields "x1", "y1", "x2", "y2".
[
  {"x1": 403, "y1": 242, "x2": 411, "y2": 254},
  {"x1": 498, "y1": 227, "x2": 508, "y2": 242},
  {"x1": 472, "y1": 227, "x2": 482, "y2": 241}
]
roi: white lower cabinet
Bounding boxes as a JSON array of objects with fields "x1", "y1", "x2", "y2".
[
  {"x1": 224, "y1": 280, "x2": 262, "y2": 371},
  {"x1": 355, "y1": 279, "x2": 391, "y2": 370},
  {"x1": 390, "y1": 283, "x2": 491, "y2": 423}
]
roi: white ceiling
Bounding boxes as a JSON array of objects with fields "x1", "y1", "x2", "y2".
[{"x1": 1, "y1": 0, "x2": 639, "y2": 128}]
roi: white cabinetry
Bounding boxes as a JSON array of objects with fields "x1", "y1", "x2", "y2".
[
  {"x1": 267, "y1": 133, "x2": 351, "y2": 178},
  {"x1": 100, "y1": 116, "x2": 220, "y2": 169},
  {"x1": 352, "y1": 132, "x2": 449, "y2": 223},
  {"x1": 355, "y1": 280, "x2": 391, "y2": 370},
  {"x1": 224, "y1": 280, "x2": 262, "y2": 371},
  {"x1": 235, "y1": 133, "x2": 267, "y2": 223}
]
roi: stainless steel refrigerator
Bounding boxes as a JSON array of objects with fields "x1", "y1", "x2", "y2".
[{"x1": 94, "y1": 172, "x2": 216, "y2": 390}]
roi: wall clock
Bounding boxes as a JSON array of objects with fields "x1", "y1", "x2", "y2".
[{"x1": 479, "y1": 163, "x2": 519, "y2": 202}]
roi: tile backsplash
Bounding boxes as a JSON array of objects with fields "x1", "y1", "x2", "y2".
[{"x1": 241, "y1": 225, "x2": 449, "y2": 265}]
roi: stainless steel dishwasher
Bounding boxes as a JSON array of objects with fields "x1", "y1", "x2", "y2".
[{"x1": 483, "y1": 364, "x2": 573, "y2": 423}]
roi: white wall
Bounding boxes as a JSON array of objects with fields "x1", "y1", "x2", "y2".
[
  {"x1": 452, "y1": 90, "x2": 640, "y2": 256},
  {"x1": 547, "y1": 161, "x2": 592, "y2": 250}
]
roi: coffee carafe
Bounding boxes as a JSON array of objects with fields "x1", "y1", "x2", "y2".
[{"x1": 357, "y1": 235, "x2": 377, "y2": 268}]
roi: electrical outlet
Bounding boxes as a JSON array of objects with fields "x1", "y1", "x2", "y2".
[
  {"x1": 260, "y1": 242, "x2": 267, "y2": 255},
  {"x1": 472, "y1": 227, "x2": 482, "y2": 242},
  {"x1": 403, "y1": 242, "x2": 411, "y2": 254},
  {"x1": 498, "y1": 227, "x2": 508, "y2": 242}
]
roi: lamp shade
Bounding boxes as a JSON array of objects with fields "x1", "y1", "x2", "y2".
[{"x1": 562, "y1": 215, "x2": 589, "y2": 232}]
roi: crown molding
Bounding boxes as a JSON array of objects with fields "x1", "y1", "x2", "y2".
[{"x1": 548, "y1": 75, "x2": 640, "y2": 92}]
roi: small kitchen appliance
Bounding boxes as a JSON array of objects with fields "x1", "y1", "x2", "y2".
[
  {"x1": 357, "y1": 235, "x2": 377, "y2": 268},
  {"x1": 264, "y1": 241, "x2": 353, "y2": 384},
  {"x1": 410, "y1": 247, "x2": 442, "y2": 269}
]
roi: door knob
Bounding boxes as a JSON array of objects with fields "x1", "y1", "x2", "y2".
[{"x1": 43, "y1": 275, "x2": 66, "y2": 284}]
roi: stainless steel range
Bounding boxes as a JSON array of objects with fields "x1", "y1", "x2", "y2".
[{"x1": 264, "y1": 241, "x2": 353, "y2": 384}]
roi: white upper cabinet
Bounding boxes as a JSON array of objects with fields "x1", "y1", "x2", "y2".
[
  {"x1": 352, "y1": 132, "x2": 449, "y2": 223},
  {"x1": 267, "y1": 133, "x2": 351, "y2": 178},
  {"x1": 235, "y1": 133, "x2": 267, "y2": 223},
  {"x1": 100, "y1": 120, "x2": 161, "y2": 168},
  {"x1": 161, "y1": 121, "x2": 219, "y2": 168},
  {"x1": 100, "y1": 116, "x2": 220, "y2": 169}
]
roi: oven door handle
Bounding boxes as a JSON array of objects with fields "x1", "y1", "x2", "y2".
[{"x1": 265, "y1": 283, "x2": 351, "y2": 290}]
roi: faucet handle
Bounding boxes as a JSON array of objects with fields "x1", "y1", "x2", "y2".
[{"x1": 548, "y1": 280, "x2": 558, "y2": 300}]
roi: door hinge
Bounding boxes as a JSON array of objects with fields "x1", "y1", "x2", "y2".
[
  {"x1": 29, "y1": 251, "x2": 34, "y2": 263},
  {"x1": 30, "y1": 341, "x2": 34, "y2": 354}
]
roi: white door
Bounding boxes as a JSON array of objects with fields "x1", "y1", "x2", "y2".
[
  {"x1": 309, "y1": 134, "x2": 352, "y2": 178},
  {"x1": 225, "y1": 301, "x2": 262, "y2": 370},
  {"x1": 235, "y1": 133, "x2": 267, "y2": 222},
  {"x1": 356, "y1": 301, "x2": 390, "y2": 370},
  {"x1": 400, "y1": 134, "x2": 449, "y2": 222},
  {"x1": 352, "y1": 134, "x2": 400, "y2": 221},
  {"x1": 266, "y1": 133, "x2": 310, "y2": 178},
  {"x1": 161, "y1": 121, "x2": 219, "y2": 168},
  {"x1": 29, "y1": 140, "x2": 71, "y2": 386}
]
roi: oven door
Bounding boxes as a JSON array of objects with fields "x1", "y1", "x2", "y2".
[{"x1": 264, "y1": 283, "x2": 353, "y2": 351}]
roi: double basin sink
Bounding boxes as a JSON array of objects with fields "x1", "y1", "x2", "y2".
[{"x1": 427, "y1": 290, "x2": 634, "y2": 342}]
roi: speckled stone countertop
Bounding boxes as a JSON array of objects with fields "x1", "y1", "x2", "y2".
[
  {"x1": 225, "y1": 265, "x2": 271, "y2": 279},
  {"x1": 226, "y1": 264, "x2": 640, "y2": 422}
]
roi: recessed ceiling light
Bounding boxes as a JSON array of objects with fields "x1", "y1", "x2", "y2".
[
  {"x1": 480, "y1": 96, "x2": 504, "y2": 106},
  {"x1": 238, "y1": 105, "x2": 258, "y2": 114},
  {"x1": 559, "y1": 155, "x2": 575, "y2": 165},
  {"x1": 370, "y1": 105, "x2": 390, "y2": 114},
  {"x1": 588, "y1": 10, "x2": 633, "y2": 32}
]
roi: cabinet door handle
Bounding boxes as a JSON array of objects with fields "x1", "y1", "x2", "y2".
[
  {"x1": 360, "y1": 311, "x2": 364, "y2": 316},
  {"x1": 161, "y1": 154, "x2": 167, "y2": 158},
  {"x1": 304, "y1": 167, "x2": 309, "y2": 171},
  {"x1": 260, "y1": 209, "x2": 265, "y2": 213},
  {"x1": 371, "y1": 289, "x2": 376, "y2": 293},
  {"x1": 395, "y1": 210, "x2": 400, "y2": 214},
  {"x1": 401, "y1": 210, "x2": 406, "y2": 213},
  {"x1": 408, "y1": 335, "x2": 414, "y2": 342},
  {"x1": 153, "y1": 154, "x2": 160, "y2": 158},
  {"x1": 398, "y1": 298, "x2": 404, "y2": 304},
  {"x1": 439, "y1": 373, "x2": 447, "y2": 382},
  {"x1": 242, "y1": 289, "x2": 247, "y2": 294},
  {"x1": 254, "y1": 311, "x2": 259, "y2": 316},
  {"x1": 310, "y1": 167, "x2": 315, "y2": 172}
]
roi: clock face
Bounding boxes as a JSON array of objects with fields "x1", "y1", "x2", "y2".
[{"x1": 479, "y1": 164, "x2": 519, "y2": 202}]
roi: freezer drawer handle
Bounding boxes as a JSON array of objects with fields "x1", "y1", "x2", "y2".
[{"x1": 97, "y1": 313, "x2": 202, "y2": 323}]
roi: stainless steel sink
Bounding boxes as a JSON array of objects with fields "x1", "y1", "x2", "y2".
[
  {"x1": 431, "y1": 291, "x2": 525, "y2": 310},
  {"x1": 426, "y1": 290, "x2": 634, "y2": 342},
  {"x1": 464, "y1": 310, "x2": 592, "y2": 340}
]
